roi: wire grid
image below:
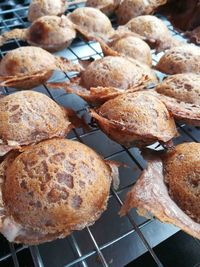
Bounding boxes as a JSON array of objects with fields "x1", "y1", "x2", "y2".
[{"x1": 0, "y1": 2, "x2": 200, "y2": 267}]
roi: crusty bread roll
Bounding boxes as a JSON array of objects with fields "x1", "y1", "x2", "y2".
[
  {"x1": 0, "y1": 91, "x2": 74, "y2": 155},
  {"x1": 0, "y1": 16, "x2": 76, "y2": 52},
  {"x1": 118, "y1": 15, "x2": 181, "y2": 52},
  {"x1": 156, "y1": 45, "x2": 200, "y2": 74},
  {"x1": 120, "y1": 143, "x2": 200, "y2": 240},
  {"x1": 116, "y1": 0, "x2": 167, "y2": 25},
  {"x1": 100, "y1": 32, "x2": 152, "y2": 66},
  {"x1": 48, "y1": 56, "x2": 157, "y2": 105},
  {"x1": 0, "y1": 138, "x2": 118, "y2": 244},
  {"x1": 90, "y1": 91, "x2": 177, "y2": 147},
  {"x1": 154, "y1": 73, "x2": 200, "y2": 126},
  {"x1": 86, "y1": 0, "x2": 121, "y2": 16},
  {"x1": 0, "y1": 46, "x2": 82, "y2": 89},
  {"x1": 28, "y1": 0, "x2": 68, "y2": 22},
  {"x1": 68, "y1": 7, "x2": 114, "y2": 40}
]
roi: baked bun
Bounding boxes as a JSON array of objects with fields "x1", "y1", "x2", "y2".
[
  {"x1": 100, "y1": 32, "x2": 152, "y2": 66},
  {"x1": 116, "y1": 0, "x2": 167, "y2": 25},
  {"x1": 90, "y1": 91, "x2": 177, "y2": 147},
  {"x1": 0, "y1": 138, "x2": 118, "y2": 244},
  {"x1": 0, "y1": 91, "x2": 74, "y2": 155},
  {"x1": 68, "y1": 7, "x2": 114, "y2": 40},
  {"x1": 0, "y1": 16, "x2": 76, "y2": 52},
  {"x1": 120, "y1": 143, "x2": 200, "y2": 240},
  {"x1": 0, "y1": 46, "x2": 82, "y2": 89},
  {"x1": 28, "y1": 0, "x2": 67, "y2": 22},
  {"x1": 48, "y1": 56, "x2": 157, "y2": 104},
  {"x1": 156, "y1": 45, "x2": 200, "y2": 74},
  {"x1": 118, "y1": 15, "x2": 181, "y2": 52},
  {"x1": 86, "y1": 0, "x2": 120, "y2": 16}
]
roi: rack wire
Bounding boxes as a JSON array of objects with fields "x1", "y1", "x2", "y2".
[{"x1": 0, "y1": 1, "x2": 200, "y2": 267}]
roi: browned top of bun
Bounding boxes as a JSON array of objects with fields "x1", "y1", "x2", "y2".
[
  {"x1": 2, "y1": 139, "x2": 113, "y2": 243},
  {"x1": 28, "y1": 0, "x2": 67, "y2": 22},
  {"x1": 0, "y1": 91, "x2": 71, "y2": 145},
  {"x1": 80, "y1": 56, "x2": 157, "y2": 89},
  {"x1": 116, "y1": 0, "x2": 167, "y2": 25},
  {"x1": 164, "y1": 142, "x2": 200, "y2": 223},
  {"x1": 120, "y1": 142, "x2": 200, "y2": 240},
  {"x1": 86, "y1": 0, "x2": 120, "y2": 16},
  {"x1": 156, "y1": 45, "x2": 200, "y2": 74}
]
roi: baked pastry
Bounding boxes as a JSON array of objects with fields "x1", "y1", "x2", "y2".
[
  {"x1": 99, "y1": 32, "x2": 152, "y2": 66},
  {"x1": 0, "y1": 138, "x2": 118, "y2": 244},
  {"x1": 154, "y1": 73, "x2": 200, "y2": 126},
  {"x1": 0, "y1": 46, "x2": 82, "y2": 89},
  {"x1": 48, "y1": 56, "x2": 158, "y2": 104},
  {"x1": 118, "y1": 15, "x2": 181, "y2": 52},
  {"x1": 86, "y1": 0, "x2": 121, "y2": 16},
  {"x1": 120, "y1": 142, "x2": 200, "y2": 240},
  {"x1": 67, "y1": 7, "x2": 114, "y2": 40},
  {"x1": 0, "y1": 16, "x2": 76, "y2": 52},
  {"x1": 116, "y1": 0, "x2": 167, "y2": 25},
  {"x1": 90, "y1": 91, "x2": 177, "y2": 147},
  {"x1": 156, "y1": 45, "x2": 200, "y2": 74},
  {"x1": 28, "y1": 0, "x2": 67, "y2": 22},
  {"x1": 0, "y1": 91, "x2": 82, "y2": 156}
]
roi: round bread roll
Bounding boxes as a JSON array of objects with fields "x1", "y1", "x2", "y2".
[
  {"x1": 86, "y1": 0, "x2": 121, "y2": 16},
  {"x1": 0, "y1": 138, "x2": 117, "y2": 244},
  {"x1": 68, "y1": 7, "x2": 114, "y2": 40},
  {"x1": 118, "y1": 15, "x2": 180, "y2": 52},
  {"x1": 116, "y1": 0, "x2": 167, "y2": 25},
  {"x1": 164, "y1": 143, "x2": 200, "y2": 223},
  {"x1": 28, "y1": 0, "x2": 67, "y2": 22},
  {"x1": 120, "y1": 142, "x2": 200, "y2": 240},
  {"x1": 0, "y1": 16, "x2": 76, "y2": 52},
  {"x1": 80, "y1": 56, "x2": 157, "y2": 89},
  {"x1": 0, "y1": 46, "x2": 82, "y2": 89},
  {"x1": 0, "y1": 91, "x2": 74, "y2": 155},
  {"x1": 101, "y1": 33, "x2": 152, "y2": 66},
  {"x1": 156, "y1": 45, "x2": 200, "y2": 74},
  {"x1": 90, "y1": 91, "x2": 177, "y2": 147}
]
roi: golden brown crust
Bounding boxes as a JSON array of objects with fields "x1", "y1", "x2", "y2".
[
  {"x1": 116, "y1": 0, "x2": 167, "y2": 25},
  {"x1": 118, "y1": 15, "x2": 181, "y2": 52},
  {"x1": 0, "y1": 46, "x2": 82, "y2": 89},
  {"x1": 90, "y1": 91, "x2": 177, "y2": 147},
  {"x1": 0, "y1": 91, "x2": 73, "y2": 152},
  {"x1": 100, "y1": 32, "x2": 152, "y2": 66},
  {"x1": 86, "y1": 0, "x2": 120, "y2": 16},
  {"x1": 1, "y1": 138, "x2": 115, "y2": 244},
  {"x1": 120, "y1": 143, "x2": 200, "y2": 240},
  {"x1": 28, "y1": 0, "x2": 68, "y2": 22},
  {"x1": 68, "y1": 7, "x2": 114, "y2": 40},
  {"x1": 156, "y1": 45, "x2": 200, "y2": 74}
]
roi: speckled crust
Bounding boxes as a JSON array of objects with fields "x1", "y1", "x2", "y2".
[
  {"x1": 90, "y1": 91, "x2": 177, "y2": 147},
  {"x1": 116, "y1": 0, "x2": 167, "y2": 25},
  {"x1": 0, "y1": 91, "x2": 73, "y2": 154},
  {"x1": 120, "y1": 143, "x2": 200, "y2": 240},
  {"x1": 186, "y1": 26, "x2": 200, "y2": 45},
  {"x1": 0, "y1": 138, "x2": 116, "y2": 244},
  {"x1": 48, "y1": 56, "x2": 158, "y2": 104},
  {"x1": 28, "y1": 0, "x2": 68, "y2": 22},
  {"x1": 86, "y1": 0, "x2": 121, "y2": 16},
  {"x1": 118, "y1": 15, "x2": 181, "y2": 52},
  {"x1": 100, "y1": 32, "x2": 152, "y2": 66},
  {"x1": 156, "y1": 45, "x2": 200, "y2": 74},
  {"x1": 68, "y1": 7, "x2": 114, "y2": 40},
  {"x1": 0, "y1": 46, "x2": 82, "y2": 89}
]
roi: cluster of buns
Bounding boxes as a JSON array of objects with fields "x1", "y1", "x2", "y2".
[{"x1": 0, "y1": 0, "x2": 200, "y2": 247}]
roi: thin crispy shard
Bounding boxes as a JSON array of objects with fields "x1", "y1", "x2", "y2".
[
  {"x1": 0, "y1": 29, "x2": 27, "y2": 46},
  {"x1": 120, "y1": 155, "x2": 200, "y2": 240}
]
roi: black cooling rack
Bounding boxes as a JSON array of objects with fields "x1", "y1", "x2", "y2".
[{"x1": 1, "y1": 1, "x2": 200, "y2": 267}]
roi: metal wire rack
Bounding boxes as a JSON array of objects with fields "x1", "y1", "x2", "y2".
[{"x1": 0, "y1": 1, "x2": 200, "y2": 267}]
